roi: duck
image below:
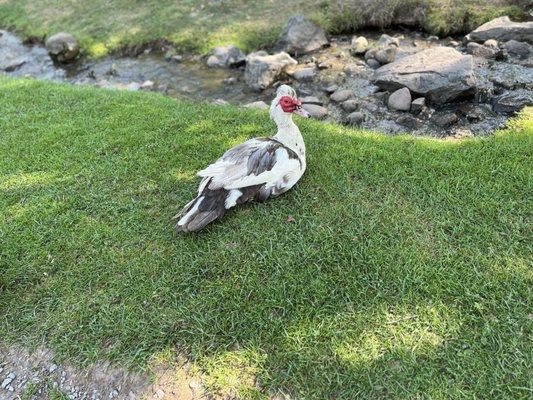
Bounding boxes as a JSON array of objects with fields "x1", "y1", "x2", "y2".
[{"x1": 175, "y1": 84, "x2": 309, "y2": 233}]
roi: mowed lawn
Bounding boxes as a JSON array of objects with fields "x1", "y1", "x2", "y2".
[
  {"x1": 0, "y1": 0, "x2": 526, "y2": 57},
  {"x1": 1, "y1": 76, "x2": 532, "y2": 398}
]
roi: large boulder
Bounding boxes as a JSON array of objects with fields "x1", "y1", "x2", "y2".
[
  {"x1": 244, "y1": 51, "x2": 297, "y2": 90},
  {"x1": 466, "y1": 16, "x2": 533, "y2": 44},
  {"x1": 45, "y1": 32, "x2": 79, "y2": 62},
  {"x1": 373, "y1": 47, "x2": 477, "y2": 104},
  {"x1": 206, "y1": 45, "x2": 245, "y2": 68},
  {"x1": 276, "y1": 15, "x2": 328, "y2": 55}
]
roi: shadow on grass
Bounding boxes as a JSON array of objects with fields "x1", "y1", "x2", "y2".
[{"x1": 0, "y1": 78, "x2": 531, "y2": 398}]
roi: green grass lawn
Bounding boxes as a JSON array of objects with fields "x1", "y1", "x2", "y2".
[
  {"x1": 1, "y1": 76, "x2": 532, "y2": 398},
  {"x1": 0, "y1": 0, "x2": 526, "y2": 57}
]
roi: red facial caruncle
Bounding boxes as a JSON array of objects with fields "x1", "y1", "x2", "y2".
[{"x1": 278, "y1": 96, "x2": 302, "y2": 113}]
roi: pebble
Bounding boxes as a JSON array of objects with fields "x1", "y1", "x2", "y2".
[
  {"x1": 366, "y1": 58, "x2": 381, "y2": 69},
  {"x1": 341, "y1": 99, "x2": 359, "y2": 112},
  {"x1": 347, "y1": 111, "x2": 365, "y2": 125},
  {"x1": 330, "y1": 89, "x2": 355, "y2": 102},
  {"x1": 49, "y1": 364, "x2": 58, "y2": 373},
  {"x1": 292, "y1": 67, "x2": 315, "y2": 81},
  {"x1": 317, "y1": 62, "x2": 330, "y2": 69},
  {"x1": 324, "y1": 84, "x2": 338, "y2": 94},
  {"x1": 154, "y1": 389, "x2": 165, "y2": 399}
]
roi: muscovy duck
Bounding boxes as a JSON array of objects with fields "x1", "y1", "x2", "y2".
[{"x1": 175, "y1": 85, "x2": 309, "y2": 233}]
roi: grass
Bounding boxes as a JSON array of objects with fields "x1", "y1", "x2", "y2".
[
  {"x1": 1, "y1": 76, "x2": 532, "y2": 399},
  {"x1": 0, "y1": 0, "x2": 528, "y2": 58}
]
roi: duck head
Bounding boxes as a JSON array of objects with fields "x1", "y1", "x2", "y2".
[{"x1": 269, "y1": 85, "x2": 309, "y2": 125}]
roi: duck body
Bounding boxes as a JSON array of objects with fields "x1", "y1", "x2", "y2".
[{"x1": 175, "y1": 85, "x2": 308, "y2": 233}]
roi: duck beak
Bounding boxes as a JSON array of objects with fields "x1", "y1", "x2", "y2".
[{"x1": 293, "y1": 106, "x2": 309, "y2": 118}]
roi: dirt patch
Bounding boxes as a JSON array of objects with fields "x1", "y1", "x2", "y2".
[{"x1": 0, "y1": 343, "x2": 206, "y2": 400}]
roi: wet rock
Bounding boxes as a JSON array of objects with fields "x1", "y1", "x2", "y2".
[
  {"x1": 374, "y1": 46, "x2": 398, "y2": 64},
  {"x1": 244, "y1": 51, "x2": 297, "y2": 90},
  {"x1": 466, "y1": 16, "x2": 533, "y2": 44},
  {"x1": 206, "y1": 45, "x2": 245, "y2": 68},
  {"x1": 466, "y1": 42, "x2": 498, "y2": 59},
  {"x1": 276, "y1": 15, "x2": 328, "y2": 55},
  {"x1": 243, "y1": 101, "x2": 269, "y2": 110},
  {"x1": 347, "y1": 111, "x2": 365, "y2": 125},
  {"x1": 388, "y1": 87, "x2": 412, "y2": 111},
  {"x1": 302, "y1": 103, "x2": 328, "y2": 119},
  {"x1": 341, "y1": 99, "x2": 359, "y2": 112},
  {"x1": 351, "y1": 36, "x2": 369, "y2": 55},
  {"x1": 373, "y1": 47, "x2": 476, "y2": 104},
  {"x1": 432, "y1": 112, "x2": 459, "y2": 127},
  {"x1": 492, "y1": 89, "x2": 533, "y2": 113},
  {"x1": 330, "y1": 89, "x2": 355, "y2": 102},
  {"x1": 292, "y1": 67, "x2": 315, "y2": 81},
  {"x1": 366, "y1": 59, "x2": 381, "y2": 69},
  {"x1": 411, "y1": 97, "x2": 426, "y2": 114},
  {"x1": 502, "y1": 40, "x2": 530, "y2": 58},
  {"x1": 45, "y1": 32, "x2": 79, "y2": 63},
  {"x1": 489, "y1": 63, "x2": 533, "y2": 90}
]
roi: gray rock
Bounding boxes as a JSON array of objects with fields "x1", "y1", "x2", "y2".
[
  {"x1": 317, "y1": 62, "x2": 330, "y2": 69},
  {"x1": 351, "y1": 36, "x2": 369, "y2": 55},
  {"x1": 243, "y1": 101, "x2": 269, "y2": 110},
  {"x1": 432, "y1": 112, "x2": 459, "y2": 127},
  {"x1": 489, "y1": 63, "x2": 533, "y2": 90},
  {"x1": 411, "y1": 97, "x2": 426, "y2": 114},
  {"x1": 375, "y1": 46, "x2": 398, "y2": 64},
  {"x1": 492, "y1": 89, "x2": 533, "y2": 113},
  {"x1": 325, "y1": 84, "x2": 338, "y2": 93},
  {"x1": 347, "y1": 111, "x2": 365, "y2": 125},
  {"x1": 466, "y1": 16, "x2": 533, "y2": 44},
  {"x1": 45, "y1": 32, "x2": 79, "y2": 62},
  {"x1": 276, "y1": 15, "x2": 328, "y2": 55},
  {"x1": 373, "y1": 47, "x2": 476, "y2": 104},
  {"x1": 341, "y1": 99, "x2": 359, "y2": 112},
  {"x1": 212, "y1": 98, "x2": 229, "y2": 106},
  {"x1": 301, "y1": 96, "x2": 322, "y2": 105},
  {"x1": 502, "y1": 40, "x2": 530, "y2": 58},
  {"x1": 366, "y1": 58, "x2": 381, "y2": 69},
  {"x1": 49, "y1": 364, "x2": 58, "y2": 373},
  {"x1": 388, "y1": 87, "x2": 412, "y2": 111},
  {"x1": 330, "y1": 89, "x2": 355, "y2": 102},
  {"x1": 207, "y1": 45, "x2": 246, "y2": 68},
  {"x1": 378, "y1": 34, "x2": 400, "y2": 48},
  {"x1": 244, "y1": 51, "x2": 297, "y2": 90},
  {"x1": 302, "y1": 103, "x2": 328, "y2": 119},
  {"x1": 466, "y1": 42, "x2": 498, "y2": 59},
  {"x1": 292, "y1": 67, "x2": 315, "y2": 81}
]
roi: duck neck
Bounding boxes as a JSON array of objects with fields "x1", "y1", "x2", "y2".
[{"x1": 273, "y1": 114, "x2": 305, "y2": 158}]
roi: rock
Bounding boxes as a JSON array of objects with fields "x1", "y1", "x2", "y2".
[
  {"x1": 140, "y1": 80, "x2": 154, "y2": 90},
  {"x1": 1, "y1": 373, "x2": 15, "y2": 389},
  {"x1": 330, "y1": 89, "x2": 355, "y2": 102},
  {"x1": 492, "y1": 89, "x2": 533, "y2": 113},
  {"x1": 484, "y1": 39, "x2": 499, "y2": 49},
  {"x1": 212, "y1": 98, "x2": 229, "y2": 106},
  {"x1": 502, "y1": 40, "x2": 530, "y2": 58},
  {"x1": 301, "y1": 96, "x2": 321, "y2": 105},
  {"x1": 223, "y1": 76, "x2": 237, "y2": 84},
  {"x1": 302, "y1": 103, "x2": 328, "y2": 119},
  {"x1": 346, "y1": 111, "x2": 365, "y2": 125},
  {"x1": 374, "y1": 46, "x2": 398, "y2": 64},
  {"x1": 427, "y1": 35, "x2": 440, "y2": 42},
  {"x1": 366, "y1": 58, "x2": 381, "y2": 69},
  {"x1": 466, "y1": 16, "x2": 533, "y2": 44},
  {"x1": 325, "y1": 84, "x2": 338, "y2": 93},
  {"x1": 45, "y1": 32, "x2": 80, "y2": 62},
  {"x1": 458, "y1": 103, "x2": 490, "y2": 121},
  {"x1": 432, "y1": 112, "x2": 459, "y2": 127},
  {"x1": 170, "y1": 54, "x2": 183, "y2": 63},
  {"x1": 373, "y1": 47, "x2": 476, "y2": 104},
  {"x1": 49, "y1": 364, "x2": 58, "y2": 373},
  {"x1": 466, "y1": 42, "x2": 498, "y2": 59},
  {"x1": 351, "y1": 36, "x2": 369, "y2": 55},
  {"x1": 244, "y1": 51, "x2": 297, "y2": 90},
  {"x1": 317, "y1": 62, "x2": 330, "y2": 69},
  {"x1": 378, "y1": 34, "x2": 400, "y2": 48},
  {"x1": 388, "y1": 87, "x2": 412, "y2": 111},
  {"x1": 341, "y1": 99, "x2": 359, "y2": 112},
  {"x1": 292, "y1": 67, "x2": 315, "y2": 81},
  {"x1": 276, "y1": 15, "x2": 328, "y2": 55},
  {"x1": 243, "y1": 101, "x2": 269, "y2": 110},
  {"x1": 411, "y1": 97, "x2": 426, "y2": 114},
  {"x1": 206, "y1": 45, "x2": 246, "y2": 68},
  {"x1": 489, "y1": 63, "x2": 533, "y2": 90}
]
